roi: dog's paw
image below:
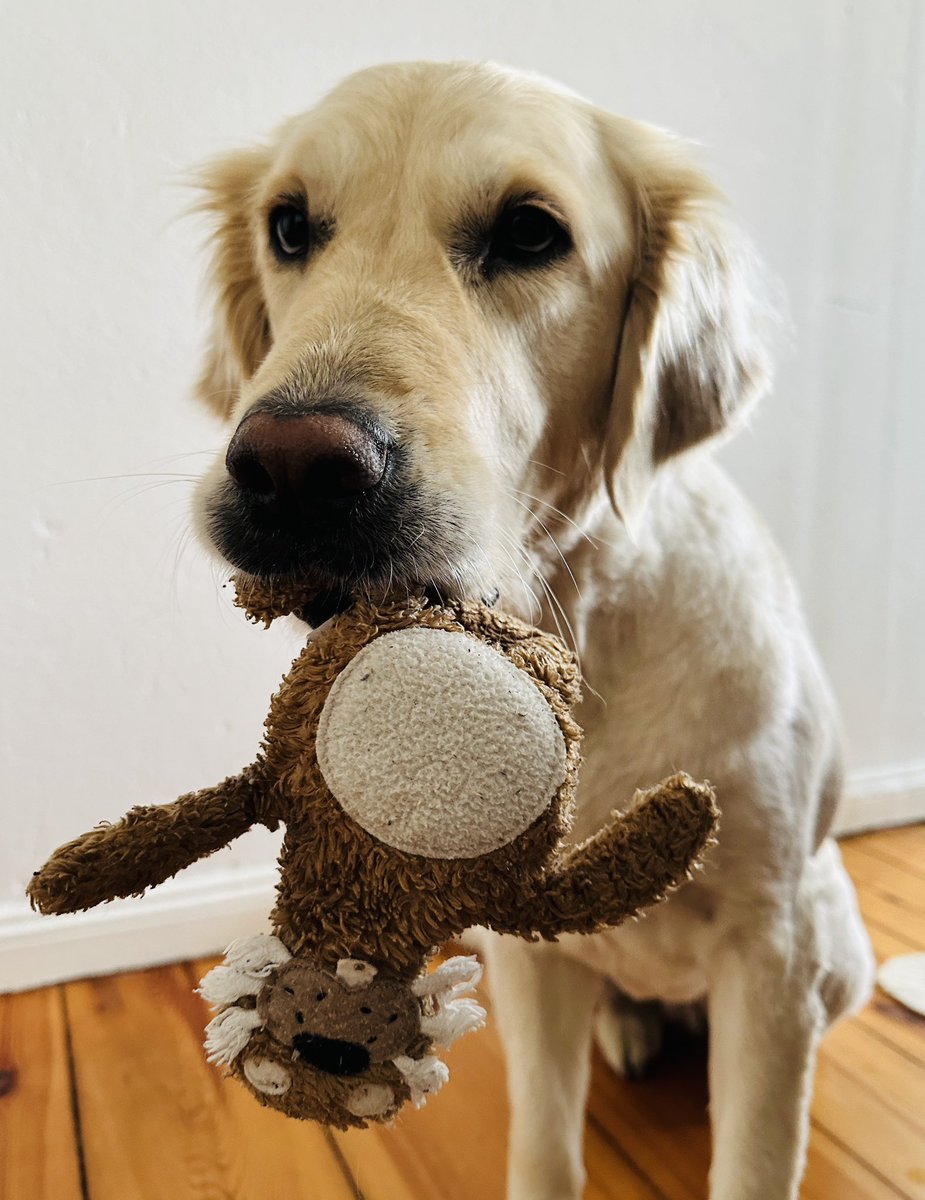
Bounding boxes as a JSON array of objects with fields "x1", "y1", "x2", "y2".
[{"x1": 593, "y1": 990, "x2": 665, "y2": 1079}]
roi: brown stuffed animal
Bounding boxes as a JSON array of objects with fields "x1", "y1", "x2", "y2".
[{"x1": 29, "y1": 590, "x2": 718, "y2": 1129}]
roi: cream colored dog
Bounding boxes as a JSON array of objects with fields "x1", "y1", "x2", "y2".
[{"x1": 192, "y1": 61, "x2": 875, "y2": 1200}]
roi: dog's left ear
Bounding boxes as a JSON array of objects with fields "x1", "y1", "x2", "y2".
[
  {"x1": 194, "y1": 146, "x2": 272, "y2": 422},
  {"x1": 598, "y1": 117, "x2": 773, "y2": 534}
]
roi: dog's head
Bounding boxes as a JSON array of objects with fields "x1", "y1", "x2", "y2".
[{"x1": 193, "y1": 62, "x2": 771, "y2": 616}]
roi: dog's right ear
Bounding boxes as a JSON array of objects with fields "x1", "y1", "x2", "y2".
[{"x1": 195, "y1": 146, "x2": 272, "y2": 421}]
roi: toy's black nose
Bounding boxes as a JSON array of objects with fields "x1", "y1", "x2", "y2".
[
  {"x1": 292, "y1": 1031, "x2": 371, "y2": 1077},
  {"x1": 225, "y1": 408, "x2": 390, "y2": 513}
]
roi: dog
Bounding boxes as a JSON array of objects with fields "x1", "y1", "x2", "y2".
[{"x1": 191, "y1": 61, "x2": 875, "y2": 1200}]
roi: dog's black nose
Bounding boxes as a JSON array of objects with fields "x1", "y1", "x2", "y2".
[{"x1": 225, "y1": 408, "x2": 389, "y2": 512}]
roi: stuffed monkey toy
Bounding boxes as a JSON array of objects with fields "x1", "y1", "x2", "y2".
[{"x1": 29, "y1": 586, "x2": 718, "y2": 1129}]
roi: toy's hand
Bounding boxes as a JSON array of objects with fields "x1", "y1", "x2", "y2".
[
  {"x1": 28, "y1": 768, "x2": 273, "y2": 915},
  {"x1": 500, "y1": 773, "x2": 718, "y2": 939}
]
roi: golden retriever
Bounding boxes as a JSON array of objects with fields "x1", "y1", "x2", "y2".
[{"x1": 192, "y1": 61, "x2": 875, "y2": 1200}]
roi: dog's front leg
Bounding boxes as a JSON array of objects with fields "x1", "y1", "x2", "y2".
[
  {"x1": 706, "y1": 916, "x2": 826, "y2": 1200},
  {"x1": 484, "y1": 934, "x2": 603, "y2": 1200}
]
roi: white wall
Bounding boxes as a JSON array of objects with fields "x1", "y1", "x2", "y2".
[{"x1": 2, "y1": 0, "x2": 923, "y2": 989}]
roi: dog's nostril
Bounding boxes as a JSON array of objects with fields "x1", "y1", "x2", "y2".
[
  {"x1": 226, "y1": 449, "x2": 275, "y2": 501},
  {"x1": 225, "y1": 408, "x2": 390, "y2": 510}
]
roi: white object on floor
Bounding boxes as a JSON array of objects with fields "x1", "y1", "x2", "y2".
[{"x1": 877, "y1": 953, "x2": 925, "y2": 1017}]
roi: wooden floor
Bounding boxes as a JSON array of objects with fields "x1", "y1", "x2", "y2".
[{"x1": 2, "y1": 825, "x2": 924, "y2": 1200}]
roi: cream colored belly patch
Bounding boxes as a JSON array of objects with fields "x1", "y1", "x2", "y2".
[{"x1": 315, "y1": 626, "x2": 568, "y2": 858}]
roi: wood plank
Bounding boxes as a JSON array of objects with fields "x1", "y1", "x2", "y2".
[
  {"x1": 842, "y1": 842, "x2": 925, "y2": 923},
  {"x1": 334, "y1": 1017, "x2": 665, "y2": 1200},
  {"x1": 812, "y1": 1049, "x2": 925, "y2": 1200},
  {"x1": 334, "y1": 964, "x2": 666, "y2": 1200},
  {"x1": 861, "y1": 986, "x2": 925, "y2": 1068},
  {"x1": 844, "y1": 830, "x2": 925, "y2": 950},
  {"x1": 846, "y1": 877, "x2": 925, "y2": 949},
  {"x1": 587, "y1": 1035, "x2": 710, "y2": 1200},
  {"x1": 0, "y1": 985, "x2": 83, "y2": 1200},
  {"x1": 820, "y1": 1017, "x2": 925, "y2": 1134},
  {"x1": 838, "y1": 838, "x2": 925, "y2": 1063},
  {"x1": 851, "y1": 825, "x2": 925, "y2": 871},
  {"x1": 7, "y1": 823, "x2": 914, "y2": 1200},
  {"x1": 850, "y1": 923, "x2": 925, "y2": 1067},
  {"x1": 583, "y1": 1121, "x2": 668, "y2": 1200},
  {"x1": 65, "y1": 960, "x2": 356, "y2": 1200},
  {"x1": 857, "y1": 838, "x2": 925, "y2": 882},
  {"x1": 803, "y1": 1125, "x2": 911, "y2": 1200},
  {"x1": 586, "y1": 1020, "x2": 903, "y2": 1200}
]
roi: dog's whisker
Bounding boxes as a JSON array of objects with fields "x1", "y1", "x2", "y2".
[
  {"x1": 525, "y1": 458, "x2": 567, "y2": 478},
  {"x1": 497, "y1": 546, "x2": 541, "y2": 621},
  {"x1": 534, "y1": 569, "x2": 582, "y2": 665},
  {"x1": 86, "y1": 479, "x2": 194, "y2": 525},
  {"x1": 508, "y1": 495, "x2": 583, "y2": 602},
  {"x1": 496, "y1": 530, "x2": 545, "y2": 624},
  {"x1": 47, "y1": 471, "x2": 200, "y2": 487},
  {"x1": 510, "y1": 488, "x2": 599, "y2": 549},
  {"x1": 138, "y1": 449, "x2": 220, "y2": 465},
  {"x1": 166, "y1": 518, "x2": 199, "y2": 608},
  {"x1": 499, "y1": 528, "x2": 589, "y2": 686},
  {"x1": 533, "y1": 570, "x2": 571, "y2": 656},
  {"x1": 525, "y1": 561, "x2": 608, "y2": 703}
]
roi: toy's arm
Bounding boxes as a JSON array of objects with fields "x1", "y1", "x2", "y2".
[
  {"x1": 501, "y1": 774, "x2": 718, "y2": 939},
  {"x1": 28, "y1": 767, "x2": 275, "y2": 915}
]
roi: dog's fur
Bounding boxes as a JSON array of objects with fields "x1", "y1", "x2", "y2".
[{"x1": 192, "y1": 62, "x2": 875, "y2": 1200}]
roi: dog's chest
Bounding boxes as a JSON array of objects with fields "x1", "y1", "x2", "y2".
[
  {"x1": 560, "y1": 893, "x2": 711, "y2": 1004},
  {"x1": 559, "y1": 712, "x2": 716, "y2": 1003}
]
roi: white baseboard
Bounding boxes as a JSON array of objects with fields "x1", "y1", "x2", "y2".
[
  {"x1": 3, "y1": 763, "x2": 923, "y2": 995},
  {"x1": 0, "y1": 864, "x2": 276, "y2": 995},
  {"x1": 836, "y1": 760, "x2": 925, "y2": 836}
]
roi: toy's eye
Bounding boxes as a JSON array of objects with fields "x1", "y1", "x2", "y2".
[
  {"x1": 269, "y1": 202, "x2": 310, "y2": 261},
  {"x1": 486, "y1": 203, "x2": 571, "y2": 272}
]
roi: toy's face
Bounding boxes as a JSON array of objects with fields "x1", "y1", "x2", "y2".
[
  {"x1": 258, "y1": 959, "x2": 422, "y2": 1073},
  {"x1": 202, "y1": 944, "x2": 485, "y2": 1126},
  {"x1": 315, "y1": 625, "x2": 568, "y2": 858}
]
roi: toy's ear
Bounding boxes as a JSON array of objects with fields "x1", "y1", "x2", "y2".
[
  {"x1": 598, "y1": 116, "x2": 773, "y2": 535},
  {"x1": 195, "y1": 146, "x2": 272, "y2": 421}
]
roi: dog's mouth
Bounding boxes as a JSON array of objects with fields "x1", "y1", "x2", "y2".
[
  {"x1": 301, "y1": 582, "x2": 452, "y2": 627},
  {"x1": 291, "y1": 584, "x2": 359, "y2": 628},
  {"x1": 205, "y1": 476, "x2": 494, "y2": 625}
]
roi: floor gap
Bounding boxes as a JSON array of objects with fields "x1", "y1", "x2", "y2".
[{"x1": 60, "y1": 985, "x2": 92, "y2": 1200}]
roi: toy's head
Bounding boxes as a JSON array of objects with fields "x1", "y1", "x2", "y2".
[{"x1": 201, "y1": 935, "x2": 484, "y2": 1127}]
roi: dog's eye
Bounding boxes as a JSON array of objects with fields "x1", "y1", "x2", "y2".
[
  {"x1": 487, "y1": 204, "x2": 570, "y2": 271},
  {"x1": 269, "y1": 203, "x2": 311, "y2": 261}
]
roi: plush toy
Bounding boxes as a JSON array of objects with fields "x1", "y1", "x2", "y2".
[{"x1": 29, "y1": 584, "x2": 718, "y2": 1129}]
